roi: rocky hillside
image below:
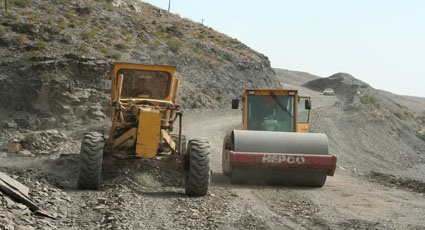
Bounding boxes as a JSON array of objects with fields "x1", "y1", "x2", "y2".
[
  {"x1": 0, "y1": 0, "x2": 279, "y2": 130},
  {"x1": 274, "y1": 68, "x2": 320, "y2": 87},
  {"x1": 378, "y1": 90, "x2": 425, "y2": 114},
  {"x1": 304, "y1": 73, "x2": 425, "y2": 178},
  {"x1": 304, "y1": 72, "x2": 425, "y2": 123}
]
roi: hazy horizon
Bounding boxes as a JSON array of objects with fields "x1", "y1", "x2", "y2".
[{"x1": 141, "y1": 0, "x2": 425, "y2": 98}]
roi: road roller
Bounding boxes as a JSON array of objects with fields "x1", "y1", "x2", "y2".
[{"x1": 222, "y1": 89, "x2": 336, "y2": 186}]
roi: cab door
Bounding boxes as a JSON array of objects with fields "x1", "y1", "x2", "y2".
[{"x1": 297, "y1": 96, "x2": 311, "y2": 133}]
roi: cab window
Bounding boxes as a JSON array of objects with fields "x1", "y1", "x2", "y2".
[
  {"x1": 247, "y1": 95, "x2": 295, "y2": 132},
  {"x1": 298, "y1": 97, "x2": 310, "y2": 123},
  {"x1": 117, "y1": 69, "x2": 171, "y2": 99}
]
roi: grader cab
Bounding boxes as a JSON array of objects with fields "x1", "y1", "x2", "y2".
[{"x1": 77, "y1": 62, "x2": 211, "y2": 196}]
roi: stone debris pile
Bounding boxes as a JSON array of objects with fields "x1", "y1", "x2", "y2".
[
  {"x1": 3, "y1": 130, "x2": 68, "y2": 157},
  {"x1": 0, "y1": 171, "x2": 72, "y2": 230}
]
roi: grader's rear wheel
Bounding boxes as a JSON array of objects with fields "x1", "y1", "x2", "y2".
[
  {"x1": 185, "y1": 139, "x2": 211, "y2": 196},
  {"x1": 77, "y1": 132, "x2": 104, "y2": 190}
]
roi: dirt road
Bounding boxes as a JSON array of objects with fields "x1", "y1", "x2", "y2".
[
  {"x1": 1, "y1": 92, "x2": 425, "y2": 229},
  {"x1": 181, "y1": 97, "x2": 425, "y2": 229}
]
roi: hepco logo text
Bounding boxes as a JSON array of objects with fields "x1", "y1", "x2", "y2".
[{"x1": 262, "y1": 155, "x2": 305, "y2": 164}]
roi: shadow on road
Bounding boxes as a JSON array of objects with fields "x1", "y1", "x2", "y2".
[{"x1": 211, "y1": 171, "x2": 230, "y2": 185}]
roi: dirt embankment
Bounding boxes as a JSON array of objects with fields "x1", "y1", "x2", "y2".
[
  {"x1": 304, "y1": 73, "x2": 425, "y2": 179},
  {"x1": 274, "y1": 68, "x2": 320, "y2": 87}
]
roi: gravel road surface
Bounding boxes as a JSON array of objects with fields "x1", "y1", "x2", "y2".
[{"x1": 1, "y1": 88, "x2": 425, "y2": 230}]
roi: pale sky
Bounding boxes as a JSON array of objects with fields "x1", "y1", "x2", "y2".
[{"x1": 141, "y1": 0, "x2": 425, "y2": 97}]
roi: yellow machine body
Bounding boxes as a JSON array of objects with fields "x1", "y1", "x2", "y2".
[
  {"x1": 78, "y1": 62, "x2": 212, "y2": 196},
  {"x1": 223, "y1": 89, "x2": 336, "y2": 186},
  {"x1": 106, "y1": 62, "x2": 182, "y2": 158},
  {"x1": 136, "y1": 108, "x2": 162, "y2": 158},
  {"x1": 239, "y1": 89, "x2": 311, "y2": 133}
]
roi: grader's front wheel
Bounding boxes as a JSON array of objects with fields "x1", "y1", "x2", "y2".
[
  {"x1": 185, "y1": 139, "x2": 211, "y2": 196},
  {"x1": 171, "y1": 134, "x2": 187, "y2": 156},
  {"x1": 77, "y1": 132, "x2": 104, "y2": 190}
]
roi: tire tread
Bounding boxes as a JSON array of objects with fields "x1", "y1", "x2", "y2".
[{"x1": 77, "y1": 132, "x2": 104, "y2": 190}]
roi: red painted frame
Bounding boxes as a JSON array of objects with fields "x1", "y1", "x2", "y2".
[{"x1": 228, "y1": 151, "x2": 337, "y2": 176}]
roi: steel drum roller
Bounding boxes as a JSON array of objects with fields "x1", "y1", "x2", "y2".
[{"x1": 233, "y1": 130, "x2": 329, "y2": 155}]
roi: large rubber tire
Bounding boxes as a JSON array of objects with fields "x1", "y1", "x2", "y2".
[
  {"x1": 185, "y1": 139, "x2": 211, "y2": 196},
  {"x1": 171, "y1": 134, "x2": 187, "y2": 155},
  {"x1": 77, "y1": 132, "x2": 104, "y2": 190}
]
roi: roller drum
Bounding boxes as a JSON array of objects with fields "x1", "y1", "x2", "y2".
[
  {"x1": 232, "y1": 130, "x2": 329, "y2": 155},
  {"x1": 230, "y1": 130, "x2": 332, "y2": 187}
]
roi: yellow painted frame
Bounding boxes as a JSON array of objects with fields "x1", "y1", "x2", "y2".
[
  {"x1": 297, "y1": 96, "x2": 311, "y2": 133},
  {"x1": 240, "y1": 89, "x2": 310, "y2": 133},
  {"x1": 111, "y1": 62, "x2": 177, "y2": 103},
  {"x1": 106, "y1": 62, "x2": 181, "y2": 158}
]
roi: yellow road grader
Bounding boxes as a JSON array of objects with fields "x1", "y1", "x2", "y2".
[
  {"x1": 77, "y1": 62, "x2": 211, "y2": 196},
  {"x1": 222, "y1": 89, "x2": 336, "y2": 186}
]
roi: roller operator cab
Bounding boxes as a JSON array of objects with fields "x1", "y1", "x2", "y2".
[
  {"x1": 223, "y1": 89, "x2": 337, "y2": 187},
  {"x1": 231, "y1": 89, "x2": 312, "y2": 133},
  {"x1": 77, "y1": 62, "x2": 211, "y2": 196}
]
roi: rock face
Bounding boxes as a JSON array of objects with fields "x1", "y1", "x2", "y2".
[{"x1": 0, "y1": 0, "x2": 280, "y2": 128}]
